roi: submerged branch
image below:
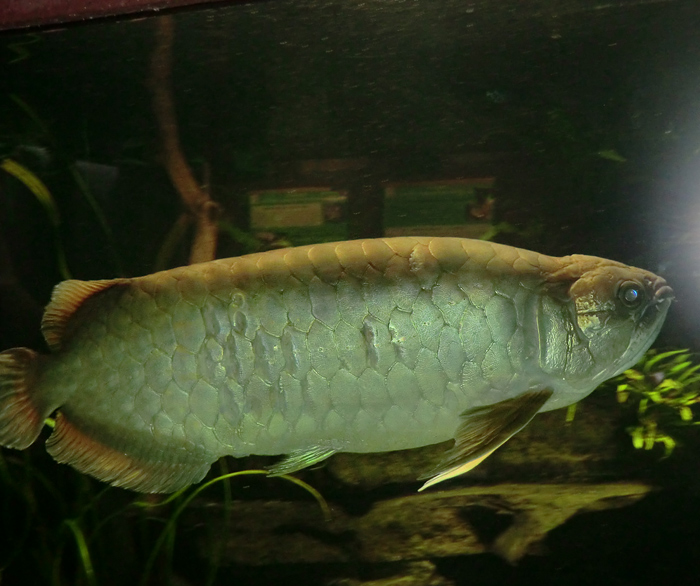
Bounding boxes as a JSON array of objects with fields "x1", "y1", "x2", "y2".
[{"x1": 149, "y1": 15, "x2": 219, "y2": 265}]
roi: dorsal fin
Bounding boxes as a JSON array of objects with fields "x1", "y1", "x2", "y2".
[{"x1": 42, "y1": 279, "x2": 125, "y2": 351}]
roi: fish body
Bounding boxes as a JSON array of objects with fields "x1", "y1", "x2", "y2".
[{"x1": 0, "y1": 237, "x2": 672, "y2": 492}]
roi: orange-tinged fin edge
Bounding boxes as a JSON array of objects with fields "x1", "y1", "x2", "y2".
[
  {"x1": 0, "y1": 348, "x2": 44, "y2": 449},
  {"x1": 41, "y1": 279, "x2": 125, "y2": 351},
  {"x1": 46, "y1": 413, "x2": 214, "y2": 493}
]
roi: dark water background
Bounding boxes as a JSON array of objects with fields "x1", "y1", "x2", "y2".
[{"x1": 1, "y1": 1, "x2": 700, "y2": 584}]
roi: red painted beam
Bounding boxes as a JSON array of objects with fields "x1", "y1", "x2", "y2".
[{"x1": 0, "y1": 0, "x2": 240, "y2": 31}]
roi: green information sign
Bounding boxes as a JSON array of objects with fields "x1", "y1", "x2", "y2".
[{"x1": 249, "y1": 188, "x2": 348, "y2": 246}]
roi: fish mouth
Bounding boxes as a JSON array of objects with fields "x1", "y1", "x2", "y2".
[{"x1": 652, "y1": 279, "x2": 674, "y2": 304}]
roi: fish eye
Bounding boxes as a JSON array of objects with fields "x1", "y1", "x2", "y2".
[{"x1": 618, "y1": 281, "x2": 645, "y2": 308}]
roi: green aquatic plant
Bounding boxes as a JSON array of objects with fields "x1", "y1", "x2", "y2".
[
  {"x1": 136, "y1": 468, "x2": 330, "y2": 586},
  {"x1": 0, "y1": 450, "x2": 329, "y2": 585},
  {"x1": 5, "y1": 93, "x2": 124, "y2": 276},
  {"x1": 4, "y1": 419, "x2": 330, "y2": 584},
  {"x1": 0, "y1": 157, "x2": 71, "y2": 280},
  {"x1": 613, "y1": 349, "x2": 700, "y2": 456}
]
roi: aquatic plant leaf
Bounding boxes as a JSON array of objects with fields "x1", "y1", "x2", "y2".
[
  {"x1": 68, "y1": 163, "x2": 123, "y2": 275},
  {"x1": 0, "y1": 158, "x2": 59, "y2": 225},
  {"x1": 657, "y1": 379, "x2": 683, "y2": 392},
  {"x1": 677, "y1": 363, "x2": 700, "y2": 382},
  {"x1": 7, "y1": 34, "x2": 41, "y2": 64},
  {"x1": 616, "y1": 383, "x2": 630, "y2": 403},
  {"x1": 639, "y1": 398, "x2": 649, "y2": 414},
  {"x1": 669, "y1": 360, "x2": 692, "y2": 375},
  {"x1": 623, "y1": 369, "x2": 645, "y2": 381},
  {"x1": 0, "y1": 158, "x2": 71, "y2": 279},
  {"x1": 643, "y1": 433, "x2": 656, "y2": 450},
  {"x1": 8, "y1": 94, "x2": 122, "y2": 275},
  {"x1": 139, "y1": 469, "x2": 330, "y2": 586},
  {"x1": 64, "y1": 519, "x2": 97, "y2": 586},
  {"x1": 596, "y1": 149, "x2": 627, "y2": 162},
  {"x1": 647, "y1": 391, "x2": 663, "y2": 403},
  {"x1": 659, "y1": 435, "x2": 676, "y2": 457},
  {"x1": 613, "y1": 348, "x2": 700, "y2": 458},
  {"x1": 630, "y1": 427, "x2": 644, "y2": 449},
  {"x1": 644, "y1": 350, "x2": 685, "y2": 370},
  {"x1": 9, "y1": 94, "x2": 51, "y2": 137}
]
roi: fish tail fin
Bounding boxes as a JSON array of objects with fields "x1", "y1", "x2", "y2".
[{"x1": 0, "y1": 348, "x2": 45, "y2": 449}]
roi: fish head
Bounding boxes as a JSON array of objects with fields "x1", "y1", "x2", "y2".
[{"x1": 563, "y1": 260, "x2": 673, "y2": 385}]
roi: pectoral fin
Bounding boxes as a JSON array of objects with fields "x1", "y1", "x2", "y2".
[
  {"x1": 267, "y1": 445, "x2": 338, "y2": 476},
  {"x1": 418, "y1": 389, "x2": 553, "y2": 491}
]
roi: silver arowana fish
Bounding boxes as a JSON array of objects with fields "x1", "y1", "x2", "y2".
[{"x1": 0, "y1": 237, "x2": 673, "y2": 493}]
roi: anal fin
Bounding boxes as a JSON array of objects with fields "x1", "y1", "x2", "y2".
[
  {"x1": 418, "y1": 389, "x2": 553, "y2": 491},
  {"x1": 267, "y1": 446, "x2": 337, "y2": 476},
  {"x1": 46, "y1": 413, "x2": 214, "y2": 493}
]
